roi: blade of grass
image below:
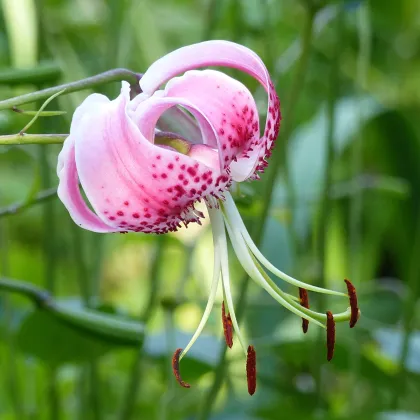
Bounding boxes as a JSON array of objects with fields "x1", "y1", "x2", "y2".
[
  {"x1": 0, "y1": 62, "x2": 61, "y2": 85},
  {"x1": 313, "y1": 2, "x2": 343, "y2": 408},
  {"x1": 39, "y1": 143, "x2": 60, "y2": 419},
  {"x1": 0, "y1": 222, "x2": 25, "y2": 418},
  {"x1": 72, "y1": 228, "x2": 102, "y2": 420},
  {"x1": 118, "y1": 235, "x2": 166, "y2": 420},
  {"x1": 394, "y1": 219, "x2": 420, "y2": 407},
  {"x1": 348, "y1": 1, "x2": 371, "y2": 410}
]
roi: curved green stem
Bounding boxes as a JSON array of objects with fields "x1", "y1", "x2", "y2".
[
  {"x1": 0, "y1": 187, "x2": 57, "y2": 218},
  {"x1": 0, "y1": 134, "x2": 67, "y2": 145},
  {"x1": 0, "y1": 277, "x2": 144, "y2": 344},
  {"x1": 19, "y1": 89, "x2": 66, "y2": 134},
  {"x1": 0, "y1": 68, "x2": 141, "y2": 111},
  {"x1": 198, "y1": 6, "x2": 317, "y2": 419}
]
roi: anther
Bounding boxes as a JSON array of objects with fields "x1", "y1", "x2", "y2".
[
  {"x1": 298, "y1": 288, "x2": 309, "y2": 333},
  {"x1": 326, "y1": 311, "x2": 335, "y2": 362},
  {"x1": 246, "y1": 345, "x2": 257, "y2": 396},
  {"x1": 222, "y1": 301, "x2": 233, "y2": 348},
  {"x1": 172, "y1": 348, "x2": 191, "y2": 388},
  {"x1": 344, "y1": 279, "x2": 359, "y2": 328}
]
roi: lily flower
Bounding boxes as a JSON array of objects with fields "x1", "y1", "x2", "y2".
[{"x1": 57, "y1": 40, "x2": 359, "y2": 394}]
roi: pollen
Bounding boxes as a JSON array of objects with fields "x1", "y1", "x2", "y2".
[
  {"x1": 222, "y1": 301, "x2": 233, "y2": 348},
  {"x1": 344, "y1": 279, "x2": 359, "y2": 328},
  {"x1": 172, "y1": 348, "x2": 190, "y2": 388},
  {"x1": 246, "y1": 345, "x2": 257, "y2": 396},
  {"x1": 298, "y1": 288, "x2": 309, "y2": 333},
  {"x1": 326, "y1": 311, "x2": 335, "y2": 362}
]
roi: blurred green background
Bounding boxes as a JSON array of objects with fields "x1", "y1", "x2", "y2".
[{"x1": 1, "y1": 0, "x2": 420, "y2": 419}]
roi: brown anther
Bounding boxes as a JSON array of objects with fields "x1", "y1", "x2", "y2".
[
  {"x1": 246, "y1": 345, "x2": 257, "y2": 396},
  {"x1": 344, "y1": 279, "x2": 359, "y2": 328},
  {"x1": 326, "y1": 311, "x2": 336, "y2": 362},
  {"x1": 172, "y1": 348, "x2": 190, "y2": 388},
  {"x1": 222, "y1": 301, "x2": 234, "y2": 348},
  {"x1": 298, "y1": 288, "x2": 310, "y2": 333}
]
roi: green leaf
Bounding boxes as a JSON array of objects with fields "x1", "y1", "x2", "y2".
[
  {"x1": 17, "y1": 299, "x2": 145, "y2": 366},
  {"x1": 359, "y1": 288, "x2": 403, "y2": 325},
  {"x1": 17, "y1": 309, "x2": 115, "y2": 365},
  {"x1": 287, "y1": 96, "x2": 382, "y2": 239}
]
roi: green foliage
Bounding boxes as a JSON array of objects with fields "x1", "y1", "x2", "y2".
[{"x1": 1, "y1": 0, "x2": 420, "y2": 419}]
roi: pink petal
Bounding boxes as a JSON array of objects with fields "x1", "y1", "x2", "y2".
[
  {"x1": 164, "y1": 70, "x2": 260, "y2": 174},
  {"x1": 140, "y1": 40, "x2": 281, "y2": 180},
  {"x1": 67, "y1": 82, "x2": 230, "y2": 234},
  {"x1": 57, "y1": 135, "x2": 118, "y2": 233}
]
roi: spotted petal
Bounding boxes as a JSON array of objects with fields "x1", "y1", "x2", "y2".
[
  {"x1": 140, "y1": 40, "x2": 281, "y2": 181},
  {"x1": 57, "y1": 94, "x2": 118, "y2": 232},
  {"x1": 58, "y1": 82, "x2": 231, "y2": 234},
  {"x1": 164, "y1": 70, "x2": 260, "y2": 174}
]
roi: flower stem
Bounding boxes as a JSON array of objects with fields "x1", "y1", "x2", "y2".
[
  {"x1": 0, "y1": 187, "x2": 56, "y2": 218},
  {"x1": 0, "y1": 277, "x2": 145, "y2": 344},
  {"x1": 198, "y1": 6, "x2": 317, "y2": 418},
  {"x1": 0, "y1": 134, "x2": 67, "y2": 145},
  {"x1": 0, "y1": 68, "x2": 141, "y2": 111},
  {"x1": 18, "y1": 89, "x2": 66, "y2": 134}
]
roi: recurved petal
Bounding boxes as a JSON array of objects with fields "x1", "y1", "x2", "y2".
[
  {"x1": 68, "y1": 82, "x2": 230, "y2": 234},
  {"x1": 164, "y1": 70, "x2": 259, "y2": 174},
  {"x1": 140, "y1": 40, "x2": 281, "y2": 181},
  {"x1": 57, "y1": 135, "x2": 119, "y2": 233}
]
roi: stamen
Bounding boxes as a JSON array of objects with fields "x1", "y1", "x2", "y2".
[
  {"x1": 223, "y1": 214, "x2": 325, "y2": 328},
  {"x1": 222, "y1": 301, "x2": 233, "y2": 348},
  {"x1": 326, "y1": 311, "x2": 335, "y2": 362},
  {"x1": 344, "y1": 279, "x2": 359, "y2": 328},
  {"x1": 172, "y1": 348, "x2": 191, "y2": 388},
  {"x1": 299, "y1": 288, "x2": 309, "y2": 333},
  {"x1": 208, "y1": 206, "x2": 248, "y2": 355},
  {"x1": 246, "y1": 345, "x2": 257, "y2": 396},
  {"x1": 179, "y1": 240, "x2": 221, "y2": 361},
  {"x1": 222, "y1": 194, "x2": 347, "y2": 298}
]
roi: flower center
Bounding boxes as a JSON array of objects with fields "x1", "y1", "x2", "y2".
[{"x1": 154, "y1": 131, "x2": 192, "y2": 154}]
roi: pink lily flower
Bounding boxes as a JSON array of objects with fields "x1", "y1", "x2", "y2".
[{"x1": 57, "y1": 41, "x2": 359, "y2": 394}]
